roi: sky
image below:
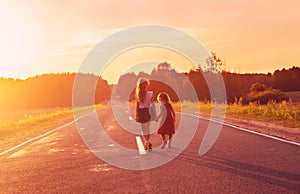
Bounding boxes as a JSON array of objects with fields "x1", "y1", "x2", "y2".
[{"x1": 0, "y1": 0, "x2": 299, "y2": 83}]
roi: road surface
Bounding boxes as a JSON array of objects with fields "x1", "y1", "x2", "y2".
[{"x1": 0, "y1": 102, "x2": 299, "y2": 193}]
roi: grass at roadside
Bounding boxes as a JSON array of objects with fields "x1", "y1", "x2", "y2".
[
  {"x1": 0, "y1": 104, "x2": 105, "y2": 152},
  {"x1": 1, "y1": 100, "x2": 299, "y2": 153},
  {"x1": 173, "y1": 101, "x2": 300, "y2": 128},
  {"x1": 173, "y1": 101, "x2": 300, "y2": 143},
  {"x1": 226, "y1": 101, "x2": 300, "y2": 128}
]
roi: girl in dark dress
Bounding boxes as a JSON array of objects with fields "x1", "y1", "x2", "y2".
[
  {"x1": 135, "y1": 78, "x2": 154, "y2": 151},
  {"x1": 156, "y1": 92, "x2": 175, "y2": 149}
]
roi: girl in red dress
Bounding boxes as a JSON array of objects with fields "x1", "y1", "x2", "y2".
[{"x1": 157, "y1": 92, "x2": 175, "y2": 149}]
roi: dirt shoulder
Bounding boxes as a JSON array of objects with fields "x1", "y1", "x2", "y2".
[{"x1": 201, "y1": 114, "x2": 300, "y2": 144}]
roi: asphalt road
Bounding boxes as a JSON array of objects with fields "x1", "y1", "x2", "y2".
[{"x1": 0, "y1": 102, "x2": 299, "y2": 193}]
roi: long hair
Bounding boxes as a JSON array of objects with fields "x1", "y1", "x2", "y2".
[
  {"x1": 157, "y1": 92, "x2": 171, "y2": 104},
  {"x1": 136, "y1": 78, "x2": 150, "y2": 103}
]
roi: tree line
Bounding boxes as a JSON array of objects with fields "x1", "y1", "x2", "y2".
[
  {"x1": 0, "y1": 64, "x2": 299, "y2": 110},
  {"x1": 0, "y1": 73, "x2": 111, "y2": 110},
  {"x1": 116, "y1": 63, "x2": 299, "y2": 103}
]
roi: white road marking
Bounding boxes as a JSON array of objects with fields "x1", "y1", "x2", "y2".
[
  {"x1": 182, "y1": 112, "x2": 300, "y2": 146},
  {"x1": 135, "y1": 136, "x2": 147, "y2": 155},
  {"x1": 0, "y1": 111, "x2": 95, "y2": 156},
  {"x1": 106, "y1": 125, "x2": 114, "y2": 131},
  {"x1": 89, "y1": 164, "x2": 113, "y2": 172},
  {"x1": 48, "y1": 148, "x2": 65, "y2": 153},
  {"x1": 7, "y1": 149, "x2": 27, "y2": 158},
  {"x1": 1, "y1": 109, "x2": 298, "y2": 157}
]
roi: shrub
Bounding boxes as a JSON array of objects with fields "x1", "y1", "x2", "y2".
[{"x1": 245, "y1": 83, "x2": 289, "y2": 104}]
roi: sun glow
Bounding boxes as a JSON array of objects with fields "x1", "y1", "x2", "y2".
[
  {"x1": 0, "y1": 3, "x2": 36, "y2": 78},
  {"x1": 0, "y1": 1, "x2": 299, "y2": 79}
]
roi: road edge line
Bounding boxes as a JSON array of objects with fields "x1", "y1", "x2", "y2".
[
  {"x1": 181, "y1": 112, "x2": 300, "y2": 146},
  {"x1": 0, "y1": 111, "x2": 95, "y2": 157}
]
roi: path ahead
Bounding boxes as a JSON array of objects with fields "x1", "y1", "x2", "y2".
[{"x1": 1, "y1": 103, "x2": 299, "y2": 193}]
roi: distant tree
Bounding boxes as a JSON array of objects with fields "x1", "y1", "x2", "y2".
[
  {"x1": 115, "y1": 72, "x2": 138, "y2": 101},
  {"x1": 272, "y1": 66, "x2": 300, "y2": 91},
  {"x1": 222, "y1": 72, "x2": 243, "y2": 103},
  {"x1": 186, "y1": 69, "x2": 210, "y2": 101},
  {"x1": 157, "y1": 62, "x2": 171, "y2": 71},
  {"x1": 204, "y1": 52, "x2": 224, "y2": 73}
]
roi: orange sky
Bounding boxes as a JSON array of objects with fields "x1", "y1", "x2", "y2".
[{"x1": 0, "y1": 0, "x2": 299, "y2": 83}]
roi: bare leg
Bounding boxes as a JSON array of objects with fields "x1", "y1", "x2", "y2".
[
  {"x1": 160, "y1": 134, "x2": 166, "y2": 142},
  {"x1": 141, "y1": 122, "x2": 151, "y2": 149},
  {"x1": 168, "y1": 134, "x2": 173, "y2": 148},
  {"x1": 161, "y1": 134, "x2": 167, "y2": 149}
]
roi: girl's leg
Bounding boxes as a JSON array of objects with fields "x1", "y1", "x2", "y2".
[
  {"x1": 141, "y1": 122, "x2": 151, "y2": 150},
  {"x1": 145, "y1": 121, "x2": 152, "y2": 151},
  {"x1": 168, "y1": 134, "x2": 173, "y2": 148},
  {"x1": 141, "y1": 123, "x2": 148, "y2": 149},
  {"x1": 141, "y1": 122, "x2": 150, "y2": 141},
  {"x1": 160, "y1": 134, "x2": 167, "y2": 149},
  {"x1": 160, "y1": 134, "x2": 166, "y2": 142}
]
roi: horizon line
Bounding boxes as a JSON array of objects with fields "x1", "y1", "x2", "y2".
[{"x1": 1, "y1": 65, "x2": 299, "y2": 83}]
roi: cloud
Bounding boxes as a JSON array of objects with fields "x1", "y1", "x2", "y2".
[{"x1": 46, "y1": 29, "x2": 119, "y2": 56}]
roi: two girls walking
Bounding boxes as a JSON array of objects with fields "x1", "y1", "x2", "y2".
[{"x1": 135, "y1": 78, "x2": 175, "y2": 150}]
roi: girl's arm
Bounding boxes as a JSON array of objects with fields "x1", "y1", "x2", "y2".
[
  {"x1": 156, "y1": 105, "x2": 163, "y2": 120},
  {"x1": 170, "y1": 104, "x2": 176, "y2": 122},
  {"x1": 157, "y1": 104, "x2": 166, "y2": 120}
]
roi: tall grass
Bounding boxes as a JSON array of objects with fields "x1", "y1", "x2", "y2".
[
  {"x1": 0, "y1": 104, "x2": 105, "y2": 151},
  {"x1": 172, "y1": 100, "x2": 300, "y2": 128},
  {"x1": 0, "y1": 104, "x2": 105, "y2": 133},
  {"x1": 172, "y1": 101, "x2": 212, "y2": 115},
  {"x1": 227, "y1": 100, "x2": 300, "y2": 127}
]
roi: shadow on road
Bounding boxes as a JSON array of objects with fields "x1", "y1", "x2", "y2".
[{"x1": 177, "y1": 151, "x2": 300, "y2": 192}]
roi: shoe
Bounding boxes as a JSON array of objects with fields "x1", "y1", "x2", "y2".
[
  {"x1": 144, "y1": 143, "x2": 148, "y2": 150},
  {"x1": 161, "y1": 141, "x2": 167, "y2": 149},
  {"x1": 148, "y1": 143, "x2": 152, "y2": 152}
]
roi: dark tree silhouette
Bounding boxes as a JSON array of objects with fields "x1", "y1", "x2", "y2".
[
  {"x1": 0, "y1": 63, "x2": 299, "y2": 110},
  {"x1": 0, "y1": 73, "x2": 112, "y2": 110},
  {"x1": 272, "y1": 66, "x2": 300, "y2": 91},
  {"x1": 114, "y1": 62, "x2": 299, "y2": 104}
]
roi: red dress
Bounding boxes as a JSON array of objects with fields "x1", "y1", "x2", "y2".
[{"x1": 158, "y1": 103, "x2": 175, "y2": 135}]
